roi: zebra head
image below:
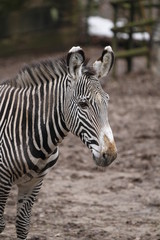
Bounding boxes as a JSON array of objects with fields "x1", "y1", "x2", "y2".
[{"x1": 64, "y1": 46, "x2": 117, "y2": 167}]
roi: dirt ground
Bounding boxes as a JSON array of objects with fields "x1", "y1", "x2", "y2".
[{"x1": 0, "y1": 47, "x2": 160, "y2": 240}]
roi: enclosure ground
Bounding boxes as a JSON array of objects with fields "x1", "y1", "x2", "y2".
[{"x1": 0, "y1": 47, "x2": 160, "y2": 240}]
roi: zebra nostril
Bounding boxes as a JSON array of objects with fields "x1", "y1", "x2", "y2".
[{"x1": 101, "y1": 151, "x2": 117, "y2": 164}]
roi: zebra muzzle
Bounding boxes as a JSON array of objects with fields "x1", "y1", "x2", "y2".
[
  {"x1": 93, "y1": 135, "x2": 117, "y2": 167},
  {"x1": 93, "y1": 150, "x2": 117, "y2": 167}
]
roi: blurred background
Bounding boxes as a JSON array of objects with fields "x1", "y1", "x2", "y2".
[
  {"x1": 0, "y1": 0, "x2": 160, "y2": 74},
  {"x1": 1, "y1": 1, "x2": 160, "y2": 240}
]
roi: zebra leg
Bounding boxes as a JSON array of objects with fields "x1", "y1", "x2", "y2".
[
  {"x1": 16, "y1": 179, "x2": 43, "y2": 240},
  {"x1": 0, "y1": 183, "x2": 12, "y2": 233}
]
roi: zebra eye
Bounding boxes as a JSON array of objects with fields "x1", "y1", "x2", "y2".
[{"x1": 78, "y1": 101, "x2": 89, "y2": 109}]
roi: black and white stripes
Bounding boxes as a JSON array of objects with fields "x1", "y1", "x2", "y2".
[{"x1": 0, "y1": 46, "x2": 117, "y2": 239}]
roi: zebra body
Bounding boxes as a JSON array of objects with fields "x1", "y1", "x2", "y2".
[{"x1": 0, "y1": 46, "x2": 117, "y2": 239}]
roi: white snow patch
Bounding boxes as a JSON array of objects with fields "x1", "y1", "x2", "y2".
[
  {"x1": 88, "y1": 16, "x2": 114, "y2": 38},
  {"x1": 87, "y1": 16, "x2": 150, "y2": 41}
]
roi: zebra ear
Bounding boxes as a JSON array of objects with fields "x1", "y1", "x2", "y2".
[
  {"x1": 93, "y1": 46, "x2": 114, "y2": 78},
  {"x1": 67, "y1": 46, "x2": 85, "y2": 79}
]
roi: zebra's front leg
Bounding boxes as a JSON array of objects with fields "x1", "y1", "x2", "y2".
[
  {"x1": 16, "y1": 179, "x2": 43, "y2": 240},
  {"x1": 0, "y1": 181, "x2": 11, "y2": 233}
]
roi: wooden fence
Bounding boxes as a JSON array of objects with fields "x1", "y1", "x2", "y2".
[{"x1": 110, "y1": 0, "x2": 160, "y2": 73}]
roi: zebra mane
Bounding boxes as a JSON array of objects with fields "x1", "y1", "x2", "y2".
[{"x1": 2, "y1": 55, "x2": 95, "y2": 88}]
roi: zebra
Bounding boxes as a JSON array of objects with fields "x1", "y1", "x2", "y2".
[{"x1": 0, "y1": 46, "x2": 117, "y2": 239}]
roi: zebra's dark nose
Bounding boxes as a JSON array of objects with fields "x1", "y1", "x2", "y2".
[
  {"x1": 93, "y1": 135, "x2": 117, "y2": 167},
  {"x1": 101, "y1": 151, "x2": 117, "y2": 167},
  {"x1": 93, "y1": 151, "x2": 117, "y2": 167}
]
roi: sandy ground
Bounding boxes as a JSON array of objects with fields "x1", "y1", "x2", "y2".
[{"x1": 0, "y1": 47, "x2": 160, "y2": 240}]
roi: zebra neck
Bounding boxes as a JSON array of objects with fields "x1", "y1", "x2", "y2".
[
  {"x1": 0, "y1": 81, "x2": 69, "y2": 159},
  {"x1": 29, "y1": 80, "x2": 69, "y2": 152}
]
